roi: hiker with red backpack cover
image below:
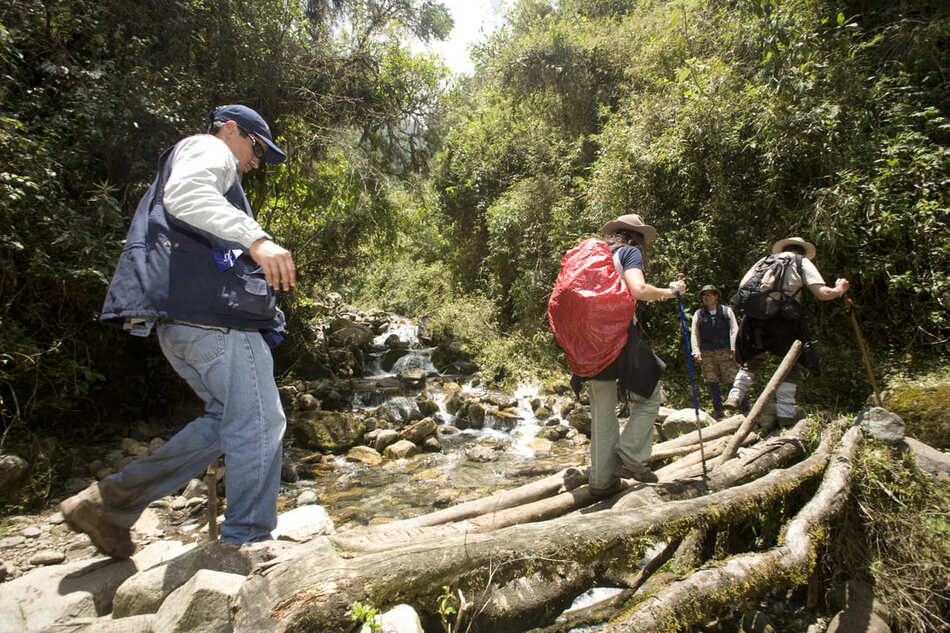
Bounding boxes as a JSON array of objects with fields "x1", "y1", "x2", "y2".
[
  {"x1": 725, "y1": 237, "x2": 849, "y2": 427},
  {"x1": 548, "y1": 214, "x2": 685, "y2": 498}
]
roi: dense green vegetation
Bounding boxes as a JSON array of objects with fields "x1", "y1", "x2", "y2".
[
  {"x1": 1, "y1": 0, "x2": 947, "y2": 449},
  {"x1": 1, "y1": 2, "x2": 947, "y2": 629}
]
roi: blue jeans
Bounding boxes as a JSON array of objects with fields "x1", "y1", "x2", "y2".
[{"x1": 101, "y1": 323, "x2": 286, "y2": 544}]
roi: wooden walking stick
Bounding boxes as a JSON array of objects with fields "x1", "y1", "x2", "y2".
[
  {"x1": 206, "y1": 458, "x2": 219, "y2": 541},
  {"x1": 846, "y1": 296, "x2": 883, "y2": 407},
  {"x1": 716, "y1": 339, "x2": 803, "y2": 465}
]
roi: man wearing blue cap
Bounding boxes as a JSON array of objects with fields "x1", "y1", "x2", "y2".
[{"x1": 60, "y1": 105, "x2": 294, "y2": 556}]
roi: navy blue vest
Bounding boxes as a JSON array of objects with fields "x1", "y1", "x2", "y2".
[
  {"x1": 100, "y1": 142, "x2": 284, "y2": 332},
  {"x1": 697, "y1": 305, "x2": 730, "y2": 350}
]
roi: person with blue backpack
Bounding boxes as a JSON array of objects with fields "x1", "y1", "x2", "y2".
[
  {"x1": 689, "y1": 285, "x2": 740, "y2": 419},
  {"x1": 60, "y1": 105, "x2": 294, "y2": 557},
  {"x1": 724, "y1": 237, "x2": 849, "y2": 427}
]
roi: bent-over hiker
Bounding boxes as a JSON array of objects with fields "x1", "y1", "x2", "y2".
[
  {"x1": 690, "y1": 284, "x2": 740, "y2": 419},
  {"x1": 724, "y1": 237, "x2": 848, "y2": 427},
  {"x1": 61, "y1": 104, "x2": 293, "y2": 557},
  {"x1": 578, "y1": 215, "x2": 686, "y2": 498}
]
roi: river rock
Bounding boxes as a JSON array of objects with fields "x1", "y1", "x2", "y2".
[
  {"x1": 346, "y1": 446, "x2": 383, "y2": 466},
  {"x1": 397, "y1": 367, "x2": 427, "y2": 389},
  {"x1": 272, "y1": 505, "x2": 335, "y2": 543},
  {"x1": 327, "y1": 319, "x2": 374, "y2": 347},
  {"x1": 373, "y1": 429, "x2": 400, "y2": 452},
  {"x1": 856, "y1": 407, "x2": 905, "y2": 443},
  {"x1": 567, "y1": 408, "x2": 591, "y2": 436},
  {"x1": 29, "y1": 549, "x2": 66, "y2": 566},
  {"x1": 466, "y1": 445, "x2": 497, "y2": 463},
  {"x1": 291, "y1": 410, "x2": 367, "y2": 453},
  {"x1": 535, "y1": 427, "x2": 562, "y2": 442},
  {"x1": 422, "y1": 436, "x2": 442, "y2": 452},
  {"x1": 466, "y1": 403, "x2": 486, "y2": 429},
  {"x1": 296, "y1": 393, "x2": 320, "y2": 411},
  {"x1": 445, "y1": 390, "x2": 467, "y2": 414},
  {"x1": 401, "y1": 417, "x2": 437, "y2": 444},
  {"x1": 152, "y1": 568, "x2": 245, "y2": 633},
  {"x1": 296, "y1": 490, "x2": 318, "y2": 506},
  {"x1": 383, "y1": 440, "x2": 419, "y2": 460},
  {"x1": 377, "y1": 397, "x2": 423, "y2": 425}
]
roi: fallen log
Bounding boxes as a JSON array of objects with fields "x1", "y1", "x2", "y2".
[
  {"x1": 717, "y1": 340, "x2": 802, "y2": 465},
  {"x1": 606, "y1": 425, "x2": 863, "y2": 632},
  {"x1": 231, "y1": 425, "x2": 838, "y2": 633}
]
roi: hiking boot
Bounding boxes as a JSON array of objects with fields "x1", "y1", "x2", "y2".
[
  {"x1": 589, "y1": 479, "x2": 622, "y2": 500},
  {"x1": 616, "y1": 461, "x2": 659, "y2": 484},
  {"x1": 777, "y1": 417, "x2": 797, "y2": 429},
  {"x1": 723, "y1": 396, "x2": 742, "y2": 411},
  {"x1": 60, "y1": 483, "x2": 134, "y2": 559},
  {"x1": 713, "y1": 409, "x2": 725, "y2": 421}
]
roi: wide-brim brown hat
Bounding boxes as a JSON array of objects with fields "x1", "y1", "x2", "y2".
[
  {"x1": 601, "y1": 214, "x2": 656, "y2": 245},
  {"x1": 772, "y1": 236, "x2": 816, "y2": 260},
  {"x1": 699, "y1": 284, "x2": 720, "y2": 296}
]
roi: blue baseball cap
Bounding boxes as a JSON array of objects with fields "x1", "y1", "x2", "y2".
[{"x1": 210, "y1": 104, "x2": 287, "y2": 164}]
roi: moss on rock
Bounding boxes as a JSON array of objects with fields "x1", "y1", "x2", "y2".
[{"x1": 882, "y1": 382, "x2": 950, "y2": 449}]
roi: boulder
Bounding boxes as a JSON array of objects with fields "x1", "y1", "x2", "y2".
[
  {"x1": 857, "y1": 407, "x2": 906, "y2": 443},
  {"x1": 903, "y1": 437, "x2": 950, "y2": 480},
  {"x1": 152, "y1": 569, "x2": 245, "y2": 633},
  {"x1": 291, "y1": 411, "x2": 367, "y2": 453},
  {"x1": 361, "y1": 604, "x2": 424, "y2": 633},
  {"x1": 660, "y1": 409, "x2": 714, "y2": 440},
  {"x1": 0, "y1": 453, "x2": 29, "y2": 496},
  {"x1": 0, "y1": 542, "x2": 181, "y2": 633},
  {"x1": 112, "y1": 541, "x2": 247, "y2": 618}
]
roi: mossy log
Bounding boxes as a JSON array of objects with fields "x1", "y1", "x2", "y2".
[
  {"x1": 604, "y1": 425, "x2": 862, "y2": 632},
  {"x1": 231, "y1": 425, "x2": 838, "y2": 633}
]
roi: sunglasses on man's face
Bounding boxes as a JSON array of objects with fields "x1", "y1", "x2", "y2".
[{"x1": 238, "y1": 127, "x2": 266, "y2": 159}]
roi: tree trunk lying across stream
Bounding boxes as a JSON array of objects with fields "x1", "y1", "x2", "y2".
[{"x1": 231, "y1": 411, "x2": 859, "y2": 633}]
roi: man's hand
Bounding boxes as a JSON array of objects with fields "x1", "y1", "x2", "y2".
[
  {"x1": 692, "y1": 352, "x2": 702, "y2": 362},
  {"x1": 835, "y1": 278, "x2": 850, "y2": 297},
  {"x1": 670, "y1": 278, "x2": 687, "y2": 298},
  {"x1": 249, "y1": 238, "x2": 296, "y2": 291}
]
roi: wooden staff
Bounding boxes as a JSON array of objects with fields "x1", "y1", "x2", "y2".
[
  {"x1": 846, "y1": 297, "x2": 883, "y2": 407},
  {"x1": 206, "y1": 458, "x2": 219, "y2": 541},
  {"x1": 716, "y1": 339, "x2": 803, "y2": 465}
]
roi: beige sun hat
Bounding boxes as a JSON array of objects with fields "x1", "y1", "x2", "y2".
[
  {"x1": 601, "y1": 214, "x2": 657, "y2": 245},
  {"x1": 772, "y1": 236, "x2": 816, "y2": 260}
]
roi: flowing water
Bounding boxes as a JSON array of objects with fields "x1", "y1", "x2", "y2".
[{"x1": 282, "y1": 317, "x2": 588, "y2": 531}]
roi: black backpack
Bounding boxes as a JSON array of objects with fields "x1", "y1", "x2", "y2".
[{"x1": 730, "y1": 253, "x2": 805, "y2": 320}]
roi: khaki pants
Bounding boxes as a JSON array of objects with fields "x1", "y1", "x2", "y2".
[
  {"x1": 698, "y1": 348, "x2": 738, "y2": 384},
  {"x1": 588, "y1": 380, "x2": 660, "y2": 490}
]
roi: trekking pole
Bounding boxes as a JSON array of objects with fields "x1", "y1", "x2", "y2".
[
  {"x1": 673, "y1": 279, "x2": 708, "y2": 479},
  {"x1": 845, "y1": 296, "x2": 883, "y2": 407}
]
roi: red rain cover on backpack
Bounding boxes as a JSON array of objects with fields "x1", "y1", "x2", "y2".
[{"x1": 547, "y1": 238, "x2": 637, "y2": 377}]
